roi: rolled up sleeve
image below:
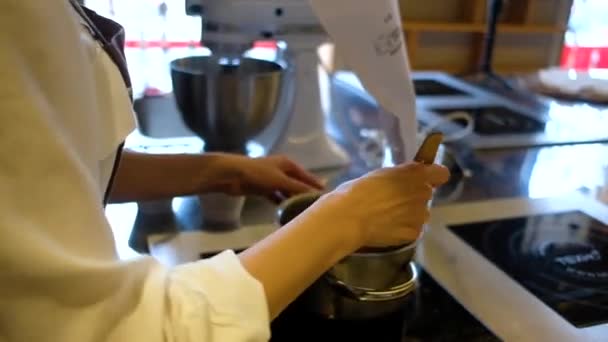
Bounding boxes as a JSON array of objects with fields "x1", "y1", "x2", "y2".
[{"x1": 164, "y1": 250, "x2": 270, "y2": 342}]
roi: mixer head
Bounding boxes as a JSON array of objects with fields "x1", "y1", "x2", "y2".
[{"x1": 170, "y1": 55, "x2": 286, "y2": 153}]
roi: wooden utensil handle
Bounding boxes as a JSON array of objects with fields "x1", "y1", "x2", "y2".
[{"x1": 414, "y1": 132, "x2": 444, "y2": 164}]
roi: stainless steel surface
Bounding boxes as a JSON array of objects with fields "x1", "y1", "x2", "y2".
[
  {"x1": 298, "y1": 262, "x2": 418, "y2": 320},
  {"x1": 328, "y1": 263, "x2": 418, "y2": 302},
  {"x1": 170, "y1": 55, "x2": 285, "y2": 152},
  {"x1": 133, "y1": 94, "x2": 193, "y2": 139},
  {"x1": 329, "y1": 243, "x2": 418, "y2": 290}
]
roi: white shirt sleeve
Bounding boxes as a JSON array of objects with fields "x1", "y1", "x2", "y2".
[
  {"x1": 0, "y1": 2, "x2": 270, "y2": 342},
  {"x1": 164, "y1": 251, "x2": 271, "y2": 342}
]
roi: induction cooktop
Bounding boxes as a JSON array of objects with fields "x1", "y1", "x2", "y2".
[
  {"x1": 418, "y1": 194, "x2": 608, "y2": 341},
  {"x1": 413, "y1": 79, "x2": 469, "y2": 96},
  {"x1": 432, "y1": 106, "x2": 546, "y2": 135},
  {"x1": 448, "y1": 210, "x2": 608, "y2": 328}
]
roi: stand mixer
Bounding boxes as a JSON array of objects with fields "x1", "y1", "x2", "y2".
[
  {"x1": 182, "y1": 0, "x2": 352, "y2": 170},
  {"x1": 170, "y1": 54, "x2": 289, "y2": 228},
  {"x1": 161, "y1": 0, "x2": 419, "y2": 228}
]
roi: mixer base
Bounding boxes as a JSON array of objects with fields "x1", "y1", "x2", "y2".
[
  {"x1": 267, "y1": 38, "x2": 351, "y2": 171},
  {"x1": 270, "y1": 132, "x2": 350, "y2": 171}
]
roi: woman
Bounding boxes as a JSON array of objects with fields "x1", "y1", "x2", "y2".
[{"x1": 0, "y1": 1, "x2": 450, "y2": 341}]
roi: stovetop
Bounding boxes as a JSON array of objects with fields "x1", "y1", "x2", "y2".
[
  {"x1": 449, "y1": 210, "x2": 608, "y2": 329},
  {"x1": 270, "y1": 267, "x2": 500, "y2": 342}
]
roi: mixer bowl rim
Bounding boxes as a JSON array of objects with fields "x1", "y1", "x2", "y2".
[{"x1": 169, "y1": 55, "x2": 285, "y2": 76}]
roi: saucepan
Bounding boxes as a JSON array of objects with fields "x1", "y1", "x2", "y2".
[
  {"x1": 277, "y1": 192, "x2": 419, "y2": 320},
  {"x1": 276, "y1": 133, "x2": 443, "y2": 319}
]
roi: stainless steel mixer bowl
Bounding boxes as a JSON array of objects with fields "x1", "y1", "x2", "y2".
[{"x1": 170, "y1": 56, "x2": 285, "y2": 152}]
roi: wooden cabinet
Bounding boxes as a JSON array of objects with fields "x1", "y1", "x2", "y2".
[
  {"x1": 399, "y1": 0, "x2": 573, "y2": 74},
  {"x1": 320, "y1": 0, "x2": 574, "y2": 75}
]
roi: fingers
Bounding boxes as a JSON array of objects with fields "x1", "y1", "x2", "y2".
[
  {"x1": 400, "y1": 205, "x2": 430, "y2": 228},
  {"x1": 417, "y1": 207, "x2": 431, "y2": 226},
  {"x1": 425, "y1": 164, "x2": 451, "y2": 187},
  {"x1": 257, "y1": 174, "x2": 313, "y2": 202},
  {"x1": 280, "y1": 176, "x2": 318, "y2": 196},
  {"x1": 365, "y1": 226, "x2": 422, "y2": 247},
  {"x1": 384, "y1": 209, "x2": 429, "y2": 245},
  {"x1": 392, "y1": 226, "x2": 423, "y2": 243},
  {"x1": 245, "y1": 155, "x2": 323, "y2": 203},
  {"x1": 412, "y1": 184, "x2": 433, "y2": 202},
  {"x1": 277, "y1": 157, "x2": 325, "y2": 190},
  {"x1": 399, "y1": 162, "x2": 450, "y2": 187}
]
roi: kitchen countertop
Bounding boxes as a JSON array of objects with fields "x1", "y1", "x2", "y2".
[{"x1": 105, "y1": 73, "x2": 608, "y2": 341}]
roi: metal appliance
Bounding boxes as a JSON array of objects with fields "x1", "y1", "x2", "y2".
[
  {"x1": 170, "y1": 55, "x2": 285, "y2": 154},
  {"x1": 182, "y1": 0, "x2": 351, "y2": 170}
]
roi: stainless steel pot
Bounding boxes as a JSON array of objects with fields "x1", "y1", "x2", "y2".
[
  {"x1": 328, "y1": 242, "x2": 418, "y2": 290},
  {"x1": 277, "y1": 192, "x2": 419, "y2": 320}
]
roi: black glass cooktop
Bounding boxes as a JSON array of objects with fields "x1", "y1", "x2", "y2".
[
  {"x1": 433, "y1": 106, "x2": 546, "y2": 135},
  {"x1": 414, "y1": 79, "x2": 469, "y2": 96},
  {"x1": 448, "y1": 211, "x2": 608, "y2": 328}
]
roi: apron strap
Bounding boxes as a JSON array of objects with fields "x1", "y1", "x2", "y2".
[
  {"x1": 69, "y1": 0, "x2": 133, "y2": 98},
  {"x1": 69, "y1": 0, "x2": 132, "y2": 206}
]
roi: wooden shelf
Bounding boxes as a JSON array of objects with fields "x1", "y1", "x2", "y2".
[
  {"x1": 498, "y1": 24, "x2": 565, "y2": 34},
  {"x1": 322, "y1": 0, "x2": 573, "y2": 74},
  {"x1": 402, "y1": 22, "x2": 566, "y2": 34},
  {"x1": 396, "y1": 0, "x2": 573, "y2": 73}
]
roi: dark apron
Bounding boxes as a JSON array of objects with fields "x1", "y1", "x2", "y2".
[{"x1": 69, "y1": 0, "x2": 132, "y2": 206}]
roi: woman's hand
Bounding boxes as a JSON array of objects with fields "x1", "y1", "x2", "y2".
[
  {"x1": 218, "y1": 154, "x2": 324, "y2": 202},
  {"x1": 239, "y1": 161, "x2": 450, "y2": 319},
  {"x1": 312, "y1": 162, "x2": 450, "y2": 250}
]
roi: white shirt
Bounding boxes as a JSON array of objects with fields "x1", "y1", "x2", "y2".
[{"x1": 0, "y1": 2, "x2": 270, "y2": 341}]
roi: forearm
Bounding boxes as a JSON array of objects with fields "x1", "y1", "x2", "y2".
[
  {"x1": 109, "y1": 150, "x2": 237, "y2": 203},
  {"x1": 238, "y1": 194, "x2": 358, "y2": 319}
]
